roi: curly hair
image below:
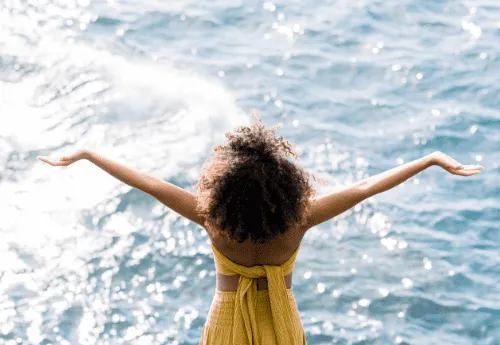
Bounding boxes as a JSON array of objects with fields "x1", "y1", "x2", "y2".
[{"x1": 194, "y1": 111, "x2": 325, "y2": 244}]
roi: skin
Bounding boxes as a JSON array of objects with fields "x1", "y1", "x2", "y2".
[{"x1": 38, "y1": 150, "x2": 484, "y2": 291}]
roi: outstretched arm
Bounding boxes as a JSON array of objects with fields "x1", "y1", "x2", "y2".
[
  {"x1": 303, "y1": 151, "x2": 483, "y2": 231},
  {"x1": 38, "y1": 149, "x2": 205, "y2": 227}
]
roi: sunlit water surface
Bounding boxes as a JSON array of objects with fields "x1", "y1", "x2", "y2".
[{"x1": 1, "y1": 0, "x2": 499, "y2": 344}]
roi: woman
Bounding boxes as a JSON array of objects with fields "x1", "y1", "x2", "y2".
[{"x1": 38, "y1": 114, "x2": 483, "y2": 345}]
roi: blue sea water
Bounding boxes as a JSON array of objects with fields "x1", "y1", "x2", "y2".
[{"x1": 0, "y1": 0, "x2": 499, "y2": 344}]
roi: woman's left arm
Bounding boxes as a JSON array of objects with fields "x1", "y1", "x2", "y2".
[
  {"x1": 38, "y1": 149, "x2": 205, "y2": 227},
  {"x1": 303, "y1": 151, "x2": 484, "y2": 231}
]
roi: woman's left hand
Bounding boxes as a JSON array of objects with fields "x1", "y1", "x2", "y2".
[{"x1": 429, "y1": 151, "x2": 484, "y2": 176}]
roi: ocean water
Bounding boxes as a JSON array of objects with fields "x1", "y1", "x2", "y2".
[{"x1": 0, "y1": 0, "x2": 499, "y2": 344}]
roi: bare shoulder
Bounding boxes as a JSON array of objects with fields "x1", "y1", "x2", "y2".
[{"x1": 299, "y1": 196, "x2": 319, "y2": 235}]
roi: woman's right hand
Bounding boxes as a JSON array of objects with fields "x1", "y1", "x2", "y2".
[
  {"x1": 37, "y1": 149, "x2": 90, "y2": 167},
  {"x1": 429, "y1": 151, "x2": 484, "y2": 176}
]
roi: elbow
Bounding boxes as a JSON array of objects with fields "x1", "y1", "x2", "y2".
[{"x1": 142, "y1": 177, "x2": 160, "y2": 196}]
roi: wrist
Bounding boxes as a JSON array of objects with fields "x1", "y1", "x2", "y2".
[
  {"x1": 81, "y1": 149, "x2": 92, "y2": 160},
  {"x1": 424, "y1": 152, "x2": 437, "y2": 167}
]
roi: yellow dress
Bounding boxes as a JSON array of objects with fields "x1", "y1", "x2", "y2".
[{"x1": 199, "y1": 242, "x2": 307, "y2": 345}]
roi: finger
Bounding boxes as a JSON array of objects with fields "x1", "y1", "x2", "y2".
[
  {"x1": 462, "y1": 164, "x2": 484, "y2": 170},
  {"x1": 38, "y1": 156, "x2": 66, "y2": 166},
  {"x1": 448, "y1": 165, "x2": 480, "y2": 172},
  {"x1": 38, "y1": 156, "x2": 55, "y2": 165},
  {"x1": 451, "y1": 171, "x2": 478, "y2": 177},
  {"x1": 460, "y1": 165, "x2": 483, "y2": 170},
  {"x1": 452, "y1": 169, "x2": 482, "y2": 176},
  {"x1": 451, "y1": 165, "x2": 483, "y2": 172},
  {"x1": 462, "y1": 170, "x2": 482, "y2": 176}
]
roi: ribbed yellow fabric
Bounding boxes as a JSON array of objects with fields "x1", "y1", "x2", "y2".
[{"x1": 201, "y1": 242, "x2": 305, "y2": 345}]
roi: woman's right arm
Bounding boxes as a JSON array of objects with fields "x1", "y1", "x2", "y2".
[
  {"x1": 38, "y1": 149, "x2": 205, "y2": 227},
  {"x1": 303, "y1": 151, "x2": 483, "y2": 231}
]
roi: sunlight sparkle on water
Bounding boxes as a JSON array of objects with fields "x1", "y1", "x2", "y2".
[
  {"x1": 378, "y1": 288, "x2": 389, "y2": 297},
  {"x1": 461, "y1": 20, "x2": 482, "y2": 38},
  {"x1": 423, "y1": 257, "x2": 433, "y2": 270},
  {"x1": 1, "y1": 0, "x2": 496, "y2": 343},
  {"x1": 402, "y1": 278, "x2": 414, "y2": 289},
  {"x1": 263, "y1": 2, "x2": 276, "y2": 12},
  {"x1": 359, "y1": 299, "x2": 371, "y2": 307}
]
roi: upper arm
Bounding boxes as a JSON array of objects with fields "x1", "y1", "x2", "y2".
[
  {"x1": 146, "y1": 179, "x2": 205, "y2": 227},
  {"x1": 303, "y1": 182, "x2": 369, "y2": 231}
]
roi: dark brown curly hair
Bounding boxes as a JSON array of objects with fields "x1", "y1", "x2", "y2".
[{"x1": 194, "y1": 111, "x2": 325, "y2": 244}]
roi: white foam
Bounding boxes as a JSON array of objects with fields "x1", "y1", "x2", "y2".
[{"x1": 0, "y1": 36, "x2": 248, "y2": 246}]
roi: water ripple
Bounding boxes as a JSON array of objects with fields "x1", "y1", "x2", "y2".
[{"x1": 1, "y1": 0, "x2": 499, "y2": 344}]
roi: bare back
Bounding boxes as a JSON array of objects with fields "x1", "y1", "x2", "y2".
[{"x1": 205, "y1": 223, "x2": 307, "y2": 291}]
